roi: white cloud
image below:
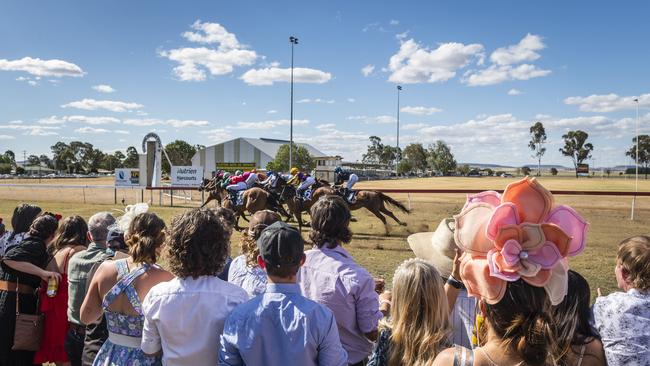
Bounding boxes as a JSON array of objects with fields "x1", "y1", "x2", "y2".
[
  {"x1": 0, "y1": 124, "x2": 60, "y2": 136},
  {"x1": 114, "y1": 130, "x2": 130, "y2": 135},
  {"x1": 232, "y1": 119, "x2": 309, "y2": 130},
  {"x1": 563, "y1": 93, "x2": 650, "y2": 113},
  {"x1": 122, "y1": 118, "x2": 209, "y2": 128},
  {"x1": 347, "y1": 98, "x2": 355, "y2": 103},
  {"x1": 92, "y1": 84, "x2": 115, "y2": 93},
  {"x1": 240, "y1": 67, "x2": 331, "y2": 86},
  {"x1": 395, "y1": 31, "x2": 409, "y2": 40},
  {"x1": 361, "y1": 64, "x2": 375, "y2": 77},
  {"x1": 463, "y1": 63, "x2": 550, "y2": 86},
  {"x1": 400, "y1": 106, "x2": 442, "y2": 115},
  {"x1": 38, "y1": 116, "x2": 67, "y2": 125},
  {"x1": 347, "y1": 115, "x2": 396, "y2": 124},
  {"x1": 166, "y1": 119, "x2": 210, "y2": 128},
  {"x1": 508, "y1": 88, "x2": 523, "y2": 96},
  {"x1": 387, "y1": 39, "x2": 484, "y2": 84},
  {"x1": 160, "y1": 20, "x2": 257, "y2": 81},
  {"x1": 0, "y1": 57, "x2": 85, "y2": 77},
  {"x1": 267, "y1": 110, "x2": 278, "y2": 114},
  {"x1": 297, "y1": 124, "x2": 369, "y2": 160},
  {"x1": 296, "y1": 98, "x2": 335, "y2": 104},
  {"x1": 66, "y1": 115, "x2": 121, "y2": 125},
  {"x1": 490, "y1": 34, "x2": 545, "y2": 66},
  {"x1": 203, "y1": 128, "x2": 231, "y2": 142},
  {"x1": 389, "y1": 20, "x2": 399, "y2": 26},
  {"x1": 402, "y1": 123, "x2": 430, "y2": 130},
  {"x1": 0, "y1": 135, "x2": 15, "y2": 140},
  {"x1": 75, "y1": 127, "x2": 110, "y2": 134},
  {"x1": 61, "y1": 99, "x2": 144, "y2": 112}
]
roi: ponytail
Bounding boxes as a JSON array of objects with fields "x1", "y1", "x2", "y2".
[
  {"x1": 125, "y1": 213, "x2": 165, "y2": 265},
  {"x1": 27, "y1": 214, "x2": 59, "y2": 241}
]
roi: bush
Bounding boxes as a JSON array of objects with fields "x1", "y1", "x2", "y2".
[
  {"x1": 521, "y1": 166, "x2": 532, "y2": 176},
  {"x1": 495, "y1": 171, "x2": 505, "y2": 177},
  {"x1": 15, "y1": 166, "x2": 25, "y2": 175},
  {"x1": 550, "y1": 167, "x2": 558, "y2": 176}
]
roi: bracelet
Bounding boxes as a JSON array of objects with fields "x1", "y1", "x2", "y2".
[{"x1": 446, "y1": 276, "x2": 463, "y2": 290}]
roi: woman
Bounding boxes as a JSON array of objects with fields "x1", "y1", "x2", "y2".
[
  {"x1": 553, "y1": 271, "x2": 606, "y2": 366},
  {"x1": 0, "y1": 203, "x2": 42, "y2": 257},
  {"x1": 368, "y1": 258, "x2": 451, "y2": 366},
  {"x1": 35, "y1": 215, "x2": 90, "y2": 366},
  {"x1": 80, "y1": 212, "x2": 173, "y2": 366},
  {"x1": 0, "y1": 214, "x2": 61, "y2": 366},
  {"x1": 228, "y1": 210, "x2": 281, "y2": 297}
]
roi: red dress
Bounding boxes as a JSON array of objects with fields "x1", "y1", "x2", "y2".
[{"x1": 33, "y1": 251, "x2": 72, "y2": 363}]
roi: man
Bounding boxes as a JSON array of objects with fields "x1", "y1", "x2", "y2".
[
  {"x1": 288, "y1": 168, "x2": 316, "y2": 200},
  {"x1": 141, "y1": 208, "x2": 248, "y2": 365},
  {"x1": 245, "y1": 169, "x2": 259, "y2": 188},
  {"x1": 220, "y1": 221, "x2": 348, "y2": 366},
  {"x1": 299, "y1": 196, "x2": 382, "y2": 366},
  {"x1": 334, "y1": 167, "x2": 359, "y2": 204},
  {"x1": 66, "y1": 212, "x2": 116, "y2": 366},
  {"x1": 226, "y1": 171, "x2": 250, "y2": 194}
]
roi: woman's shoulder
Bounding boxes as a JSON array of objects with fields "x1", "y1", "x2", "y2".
[
  {"x1": 431, "y1": 346, "x2": 460, "y2": 366},
  {"x1": 580, "y1": 339, "x2": 606, "y2": 366}
]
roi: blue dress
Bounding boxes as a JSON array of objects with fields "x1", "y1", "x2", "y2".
[{"x1": 93, "y1": 260, "x2": 161, "y2": 366}]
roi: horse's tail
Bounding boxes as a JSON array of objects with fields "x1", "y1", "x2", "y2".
[{"x1": 378, "y1": 192, "x2": 411, "y2": 214}]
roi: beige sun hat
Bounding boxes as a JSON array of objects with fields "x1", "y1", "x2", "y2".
[{"x1": 406, "y1": 218, "x2": 457, "y2": 278}]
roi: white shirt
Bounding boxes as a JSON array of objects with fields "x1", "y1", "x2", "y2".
[
  {"x1": 227, "y1": 255, "x2": 267, "y2": 298},
  {"x1": 141, "y1": 275, "x2": 248, "y2": 366}
]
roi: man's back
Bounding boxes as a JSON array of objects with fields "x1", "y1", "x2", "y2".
[
  {"x1": 67, "y1": 242, "x2": 107, "y2": 325},
  {"x1": 220, "y1": 283, "x2": 347, "y2": 366},
  {"x1": 141, "y1": 275, "x2": 248, "y2": 366}
]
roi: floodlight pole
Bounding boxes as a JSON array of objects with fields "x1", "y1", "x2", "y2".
[
  {"x1": 632, "y1": 98, "x2": 639, "y2": 220},
  {"x1": 289, "y1": 36, "x2": 298, "y2": 170},
  {"x1": 396, "y1": 85, "x2": 402, "y2": 165}
]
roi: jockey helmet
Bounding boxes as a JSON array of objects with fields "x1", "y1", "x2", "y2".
[
  {"x1": 290, "y1": 167, "x2": 299, "y2": 175},
  {"x1": 251, "y1": 168, "x2": 257, "y2": 173},
  {"x1": 223, "y1": 172, "x2": 231, "y2": 179},
  {"x1": 235, "y1": 170, "x2": 243, "y2": 176},
  {"x1": 334, "y1": 166, "x2": 342, "y2": 174}
]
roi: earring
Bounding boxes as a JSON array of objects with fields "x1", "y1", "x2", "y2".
[{"x1": 471, "y1": 312, "x2": 485, "y2": 347}]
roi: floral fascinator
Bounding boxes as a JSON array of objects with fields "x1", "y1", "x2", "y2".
[{"x1": 454, "y1": 177, "x2": 588, "y2": 305}]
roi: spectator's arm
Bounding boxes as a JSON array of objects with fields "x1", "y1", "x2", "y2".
[
  {"x1": 141, "y1": 293, "x2": 162, "y2": 357},
  {"x1": 80, "y1": 261, "x2": 110, "y2": 324},
  {"x1": 445, "y1": 249, "x2": 463, "y2": 312},
  {"x1": 355, "y1": 276, "x2": 382, "y2": 342},
  {"x1": 2, "y1": 260, "x2": 61, "y2": 283},
  {"x1": 318, "y1": 312, "x2": 348, "y2": 366},
  {"x1": 219, "y1": 317, "x2": 244, "y2": 366}
]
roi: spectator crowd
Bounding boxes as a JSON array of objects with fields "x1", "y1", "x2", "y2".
[{"x1": 0, "y1": 177, "x2": 648, "y2": 366}]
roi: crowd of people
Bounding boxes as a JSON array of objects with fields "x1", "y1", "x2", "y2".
[{"x1": 0, "y1": 176, "x2": 647, "y2": 366}]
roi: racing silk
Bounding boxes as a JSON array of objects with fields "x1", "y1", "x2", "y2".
[
  {"x1": 221, "y1": 176, "x2": 233, "y2": 188},
  {"x1": 335, "y1": 170, "x2": 351, "y2": 185},
  {"x1": 230, "y1": 172, "x2": 251, "y2": 185},
  {"x1": 287, "y1": 172, "x2": 305, "y2": 186}
]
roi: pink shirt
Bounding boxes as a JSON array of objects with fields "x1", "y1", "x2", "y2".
[{"x1": 298, "y1": 245, "x2": 382, "y2": 364}]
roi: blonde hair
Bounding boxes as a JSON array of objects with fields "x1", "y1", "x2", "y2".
[
  {"x1": 618, "y1": 236, "x2": 650, "y2": 291},
  {"x1": 381, "y1": 258, "x2": 451, "y2": 366}
]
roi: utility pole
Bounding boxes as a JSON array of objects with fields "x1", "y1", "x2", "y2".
[
  {"x1": 289, "y1": 36, "x2": 299, "y2": 170},
  {"x1": 632, "y1": 98, "x2": 639, "y2": 220},
  {"x1": 396, "y1": 85, "x2": 402, "y2": 165}
]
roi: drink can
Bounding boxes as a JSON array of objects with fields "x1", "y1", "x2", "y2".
[{"x1": 46, "y1": 276, "x2": 58, "y2": 297}]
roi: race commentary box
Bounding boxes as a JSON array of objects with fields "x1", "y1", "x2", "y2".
[
  {"x1": 115, "y1": 169, "x2": 140, "y2": 187},
  {"x1": 171, "y1": 166, "x2": 204, "y2": 187}
]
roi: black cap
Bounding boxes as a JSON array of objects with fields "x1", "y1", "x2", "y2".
[{"x1": 257, "y1": 221, "x2": 304, "y2": 268}]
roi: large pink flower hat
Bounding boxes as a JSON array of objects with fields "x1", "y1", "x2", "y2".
[{"x1": 454, "y1": 177, "x2": 588, "y2": 305}]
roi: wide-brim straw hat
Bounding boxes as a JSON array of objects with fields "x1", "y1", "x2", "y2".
[{"x1": 407, "y1": 218, "x2": 457, "y2": 278}]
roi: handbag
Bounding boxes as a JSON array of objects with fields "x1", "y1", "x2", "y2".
[{"x1": 11, "y1": 279, "x2": 44, "y2": 351}]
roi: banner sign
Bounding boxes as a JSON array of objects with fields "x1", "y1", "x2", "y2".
[
  {"x1": 577, "y1": 164, "x2": 589, "y2": 174},
  {"x1": 216, "y1": 162, "x2": 256, "y2": 172},
  {"x1": 115, "y1": 169, "x2": 140, "y2": 187},
  {"x1": 171, "y1": 166, "x2": 203, "y2": 187}
]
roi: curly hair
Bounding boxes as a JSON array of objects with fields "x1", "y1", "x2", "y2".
[
  {"x1": 618, "y1": 235, "x2": 650, "y2": 291},
  {"x1": 240, "y1": 210, "x2": 281, "y2": 267},
  {"x1": 11, "y1": 203, "x2": 42, "y2": 238},
  {"x1": 51, "y1": 215, "x2": 90, "y2": 254},
  {"x1": 166, "y1": 208, "x2": 231, "y2": 279},
  {"x1": 125, "y1": 212, "x2": 166, "y2": 265},
  {"x1": 309, "y1": 195, "x2": 352, "y2": 248},
  {"x1": 28, "y1": 214, "x2": 59, "y2": 242}
]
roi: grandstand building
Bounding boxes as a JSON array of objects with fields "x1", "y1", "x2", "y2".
[{"x1": 191, "y1": 137, "x2": 330, "y2": 178}]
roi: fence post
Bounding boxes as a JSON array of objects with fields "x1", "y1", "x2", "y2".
[
  {"x1": 83, "y1": 187, "x2": 86, "y2": 204},
  {"x1": 114, "y1": 188, "x2": 117, "y2": 204},
  {"x1": 407, "y1": 193, "x2": 411, "y2": 211},
  {"x1": 201, "y1": 190, "x2": 205, "y2": 205},
  {"x1": 171, "y1": 188, "x2": 174, "y2": 207},
  {"x1": 141, "y1": 188, "x2": 144, "y2": 203}
]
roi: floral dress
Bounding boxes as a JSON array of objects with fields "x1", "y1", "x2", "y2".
[{"x1": 93, "y1": 259, "x2": 161, "y2": 366}]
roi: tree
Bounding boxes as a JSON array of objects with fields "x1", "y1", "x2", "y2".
[
  {"x1": 51, "y1": 142, "x2": 73, "y2": 172},
  {"x1": 4, "y1": 150, "x2": 15, "y2": 166},
  {"x1": 559, "y1": 130, "x2": 594, "y2": 178},
  {"x1": 267, "y1": 143, "x2": 315, "y2": 173},
  {"x1": 521, "y1": 166, "x2": 532, "y2": 176},
  {"x1": 39, "y1": 155, "x2": 52, "y2": 168},
  {"x1": 605, "y1": 169, "x2": 612, "y2": 178},
  {"x1": 362, "y1": 136, "x2": 384, "y2": 164},
  {"x1": 457, "y1": 164, "x2": 471, "y2": 176},
  {"x1": 101, "y1": 151, "x2": 126, "y2": 171},
  {"x1": 403, "y1": 143, "x2": 428, "y2": 173},
  {"x1": 550, "y1": 167, "x2": 558, "y2": 176},
  {"x1": 484, "y1": 168, "x2": 494, "y2": 176},
  {"x1": 528, "y1": 122, "x2": 547, "y2": 176},
  {"x1": 427, "y1": 141, "x2": 457, "y2": 176},
  {"x1": 27, "y1": 155, "x2": 40, "y2": 166},
  {"x1": 625, "y1": 135, "x2": 650, "y2": 179},
  {"x1": 123, "y1": 147, "x2": 140, "y2": 168},
  {"x1": 162, "y1": 140, "x2": 197, "y2": 174},
  {"x1": 396, "y1": 160, "x2": 412, "y2": 175}
]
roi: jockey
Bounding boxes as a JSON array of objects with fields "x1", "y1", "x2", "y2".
[
  {"x1": 259, "y1": 170, "x2": 279, "y2": 189},
  {"x1": 334, "y1": 166, "x2": 358, "y2": 203},
  {"x1": 287, "y1": 168, "x2": 316, "y2": 200},
  {"x1": 245, "y1": 168, "x2": 259, "y2": 188},
  {"x1": 227, "y1": 171, "x2": 250, "y2": 194},
  {"x1": 220, "y1": 172, "x2": 232, "y2": 188}
]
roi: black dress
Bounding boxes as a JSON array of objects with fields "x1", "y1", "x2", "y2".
[{"x1": 0, "y1": 236, "x2": 49, "y2": 366}]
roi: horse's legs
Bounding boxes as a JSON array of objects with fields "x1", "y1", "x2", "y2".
[
  {"x1": 368, "y1": 207, "x2": 390, "y2": 236},
  {"x1": 379, "y1": 205, "x2": 407, "y2": 226},
  {"x1": 201, "y1": 194, "x2": 215, "y2": 208}
]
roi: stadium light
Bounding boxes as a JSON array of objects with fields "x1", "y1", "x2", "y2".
[
  {"x1": 289, "y1": 36, "x2": 299, "y2": 170},
  {"x1": 396, "y1": 85, "x2": 402, "y2": 165},
  {"x1": 631, "y1": 98, "x2": 640, "y2": 220}
]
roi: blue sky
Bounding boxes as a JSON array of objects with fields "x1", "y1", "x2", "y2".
[{"x1": 1, "y1": 0, "x2": 649, "y2": 167}]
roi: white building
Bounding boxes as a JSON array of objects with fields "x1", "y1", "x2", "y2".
[{"x1": 191, "y1": 137, "x2": 330, "y2": 178}]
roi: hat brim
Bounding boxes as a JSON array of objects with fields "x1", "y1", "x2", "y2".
[{"x1": 407, "y1": 232, "x2": 453, "y2": 278}]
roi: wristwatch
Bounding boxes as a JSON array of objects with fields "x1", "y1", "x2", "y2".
[{"x1": 446, "y1": 275, "x2": 463, "y2": 289}]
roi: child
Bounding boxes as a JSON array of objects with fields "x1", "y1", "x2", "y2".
[{"x1": 592, "y1": 236, "x2": 650, "y2": 365}]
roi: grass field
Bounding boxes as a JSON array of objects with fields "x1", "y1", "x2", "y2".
[{"x1": 2, "y1": 175, "x2": 650, "y2": 300}]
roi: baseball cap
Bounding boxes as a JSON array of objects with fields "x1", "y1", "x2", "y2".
[{"x1": 257, "y1": 221, "x2": 304, "y2": 268}]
